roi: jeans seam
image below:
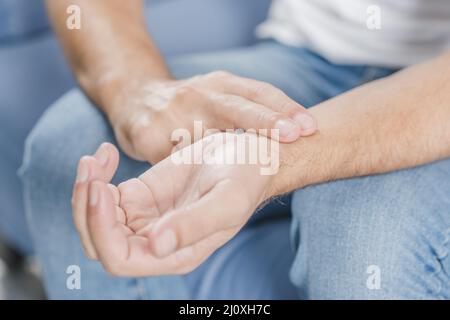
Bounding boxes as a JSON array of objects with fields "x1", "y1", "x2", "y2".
[
  {"x1": 134, "y1": 278, "x2": 148, "y2": 300},
  {"x1": 430, "y1": 228, "x2": 450, "y2": 299}
]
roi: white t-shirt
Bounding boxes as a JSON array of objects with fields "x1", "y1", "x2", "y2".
[{"x1": 257, "y1": 0, "x2": 450, "y2": 67}]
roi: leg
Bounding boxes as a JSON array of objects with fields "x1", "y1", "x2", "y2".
[
  {"x1": 21, "y1": 91, "x2": 157, "y2": 299},
  {"x1": 20, "y1": 90, "x2": 295, "y2": 300},
  {"x1": 21, "y1": 41, "x2": 392, "y2": 299},
  {"x1": 0, "y1": 29, "x2": 76, "y2": 255},
  {"x1": 0, "y1": 128, "x2": 32, "y2": 254},
  {"x1": 290, "y1": 159, "x2": 450, "y2": 299},
  {"x1": 186, "y1": 219, "x2": 297, "y2": 299}
]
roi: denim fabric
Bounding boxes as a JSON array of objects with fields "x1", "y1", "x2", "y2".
[
  {"x1": 20, "y1": 41, "x2": 449, "y2": 299},
  {"x1": 0, "y1": 35, "x2": 75, "y2": 255},
  {"x1": 0, "y1": 0, "x2": 269, "y2": 254},
  {"x1": 290, "y1": 159, "x2": 450, "y2": 299}
]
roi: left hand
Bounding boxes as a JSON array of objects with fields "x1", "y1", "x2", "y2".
[{"x1": 72, "y1": 133, "x2": 276, "y2": 276}]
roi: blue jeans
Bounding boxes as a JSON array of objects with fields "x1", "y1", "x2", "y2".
[{"x1": 20, "y1": 41, "x2": 450, "y2": 299}]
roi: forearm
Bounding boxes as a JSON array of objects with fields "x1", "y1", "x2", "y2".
[
  {"x1": 271, "y1": 52, "x2": 450, "y2": 196},
  {"x1": 46, "y1": 0, "x2": 171, "y2": 112}
]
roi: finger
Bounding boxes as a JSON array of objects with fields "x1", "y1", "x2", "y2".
[
  {"x1": 146, "y1": 180, "x2": 248, "y2": 258},
  {"x1": 107, "y1": 183, "x2": 127, "y2": 225},
  {"x1": 72, "y1": 158, "x2": 98, "y2": 258},
  {"x1": 86, "y1": 180, "x2": 214, "y2": 276},
  {"x1": 107, "y1": 183, "x2": 120, "y2": 205},
  {"x1": 214, "y1": 93, "x2": 303, "y2": 142},
  {"x1": 72, "y1": 143, "x2": 120, "y2": 259},
  {"x1": 91, "y1": 142, "x2": 120, "y2": 182},
  {"x1": 217, "y1": 73, "x2": 317, "y2": 136},
  {"x1": 148, "y1": 228, "x2": 238, "y2": 275},
  {"x1": 117, "y1": 178, "x2": 161, "y2": 232},
  {"x1": 87, "y1": 180, "x2": 132, "y2": 274}
]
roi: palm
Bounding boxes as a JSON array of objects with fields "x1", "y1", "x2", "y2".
[
  {"x1": 112, "y1": 158, "x2": 204, "y2": 238},
  {"x1": 76, "y1": 134, "x2": 273, "y2": 276}
]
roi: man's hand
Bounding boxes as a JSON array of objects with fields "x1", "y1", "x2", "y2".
[
  {"x1": 46, "y1": 0, "x2": 317, "y2": 165},
  {"x1": 269, "y1": 52, "x2": 450, "y2": 197},
  {"x1": 72, "y1": 134, "x2": 274, "y2": 276},
  {"x1": 104, "y1": 71, "x2": 317, "y2": 164}
]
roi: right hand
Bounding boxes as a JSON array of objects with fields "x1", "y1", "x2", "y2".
[
  {"x1": 102, "y1": 71, "x2": 317, "y2": 163},
  {"x1": 72, "y1": 133, "x2": 277, "y2": 275}
]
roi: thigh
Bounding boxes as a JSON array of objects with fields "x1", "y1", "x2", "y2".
[
  {"x1": 0, "y1": 131, "x2": 32, "y2": 253},
  {"x1": 183, "y1": 218, "x2": 297, "y2": 300},
  {"x1": 290, "y1": 159, "x2": 450, "y2": 299},
  {"x1": 20, "y1": 89, "x2": 295, "y2": 299},
  {"x1": 168, "y1": 41, "x2": 374, "y2": 108},
  {"x1": 167, "y1": 41, "x2": 393, "y2": 224},
  {"x1": 21, "y1": 91, "x2": 155, "y2": 299},
  {"x1": 21, "y1": 41, "x2": 378, "y2": 299},
  {"x1": 0, "y1": 96, "x2": 38, "y2": 254}
]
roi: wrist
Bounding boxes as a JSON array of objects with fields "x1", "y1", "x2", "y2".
[
  {"x1": 266, "y1": 106, "x2": 335, "y2": 198},
  {"x1": 92, "y1": 72, "x2": 175, "y2": 163},
  {"x1": 265, "y1": 143, "x2": 310, "y2": 199},
  {"x1": 96, "y1": 70, "x2": 173, "y2": 121},
  {"x1": 76, "y1": 51, "x2": 172, "y2": 114}
]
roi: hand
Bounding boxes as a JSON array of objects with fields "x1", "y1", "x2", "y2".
[
  {"x1": 72, "y1": 134, "x2": 276, "y2": 276},
  {"x1": 102, "y1": 71, "x2": 317, "y2": 163}
]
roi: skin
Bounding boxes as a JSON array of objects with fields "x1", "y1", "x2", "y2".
[
  {"x1": 49, "y1": 0, "x2": 450, "y2": 275},
  {"x1": 46, "y1": 0, "x2": 317, "y2": 163},
  {"x1": 73, "y1": 52, "x2": 450, "y2": 276},
  {"x1": 73, "y1": 135, "x2": 273, "y2": 274}
]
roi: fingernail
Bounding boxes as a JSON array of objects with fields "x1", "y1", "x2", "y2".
[
  {"x1": 154, "y1": 229, "x2": 177, "y2": 257},
  {"x1": 293, "y1": 113, "x2": 316, "y2": 132},
  {"x1": 76, "y1": 160, "x2": 89, "y2": 183},
  {"x1": 95, "y1": 144, "x2": 109, "y2": 166},
  {"x1": 89, "y1": 183, "x2": 100, "y2": 206},
  {"x1": 275, "y1": 118, "x2": 301, "y2": 139}
]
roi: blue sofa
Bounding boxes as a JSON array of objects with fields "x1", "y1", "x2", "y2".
[
  {"x1": 0, "y1": 0, "x2": 271, "y2": 141},
  {"x1": 0, "y1": 0, "x2": 272, "y2": 253}
]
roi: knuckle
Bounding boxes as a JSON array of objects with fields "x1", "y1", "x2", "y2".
[
  {"x1": 174, "y1": 85, "x2": 193, "y2": 99},
  {"x1": 258, "y1": 110, "x2": 283, "y2": 126},
  {"x1": 117, "y1": 178, "x2": 135, "y2": 193},
  {"x1": 186, "y1": 74, "x2": 203, "y2": 84},
  {"x1": 218, "y1": 94, "x2": 238, "y2": 107},
  {"x1": 172, "y1": 85, "x2": 203, "y2": 105},
  {"x1": 278, "y1": 99, "x2": 296, "y2": 114},
  {"x1": 117, "y1": 179, "x2": 139, "y2": 208},
  {"x1": 128, "y1": 118, "x2": 150, "y2": 143},
  {"x1": 253, "y1": 82, "x2": 275, "y2": 97},
  {"x1": 209, "y1": 70, "x2": 231, "y2": 80}
]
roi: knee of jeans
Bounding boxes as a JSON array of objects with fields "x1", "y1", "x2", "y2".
[
  {"x1": 20, "y1": 89, "x2": 114, "y2": 195},
  {"x1": 290, "y1": 160, "x2": 450, "y2": 298}
]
